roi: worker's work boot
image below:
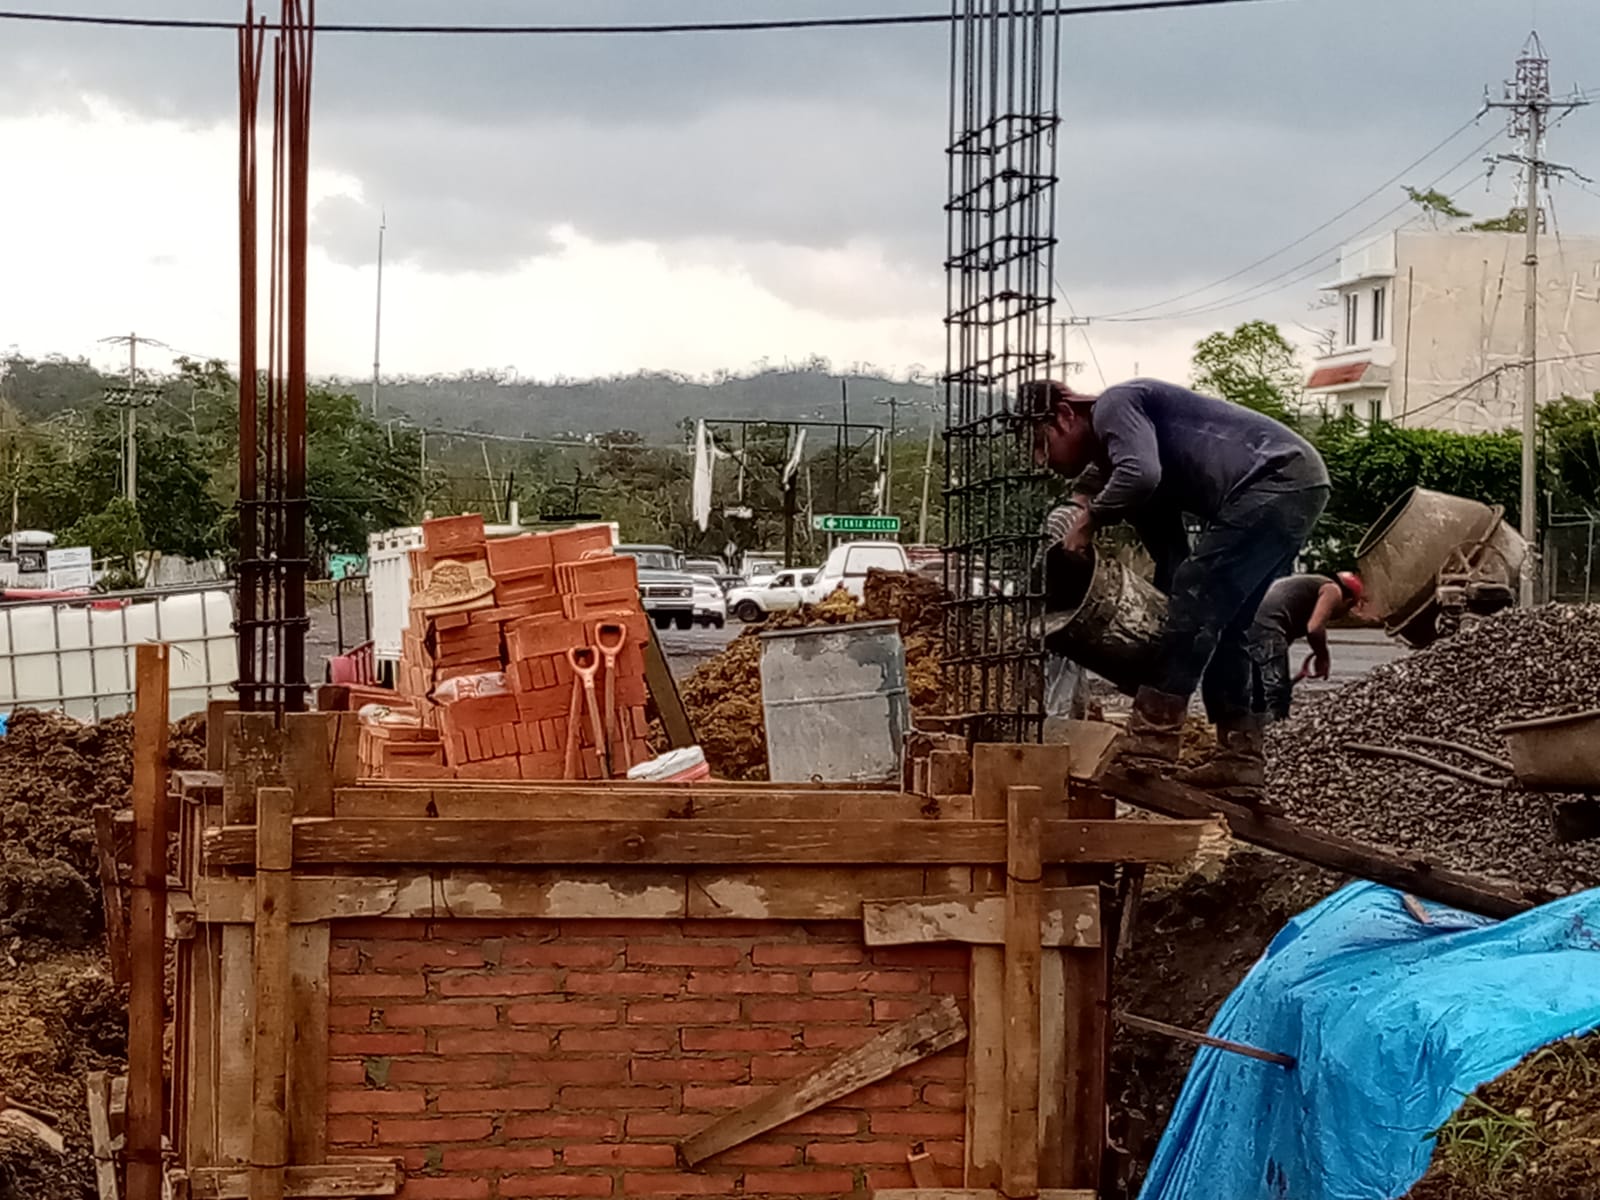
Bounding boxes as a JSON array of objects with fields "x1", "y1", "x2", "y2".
[
  {"x1": 1116, "y1": 687, "x2": 1188, "y2": 764},
  {"x1": 1179, "y1": 716, "x2": 1266, "y2": 798}
]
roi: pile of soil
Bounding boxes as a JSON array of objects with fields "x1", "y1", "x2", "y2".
[
  {"x1": 0, "y1": 707, "x2": 205, "y2": 1199},
  {"x1": 1267, "y1": 604, "x2": 1600, "y2": 896},
  {"x1": 676, "y1": 570, "x2": 947, "y2": 780},
  {"x1": 1111, "y1": 848, "x2": 1339, "y2": 1189},
  {"x1": 1408, "y1": 1033, "x2": 1600, "y2": 1200}
]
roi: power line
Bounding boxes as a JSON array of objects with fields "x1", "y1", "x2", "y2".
[
  {"x1": 0, "y1": 0, "x2": 1306, "y2": 35},
  {"x1": 1092, "y1": 109, "x2": 1488, "y2": 320},
  {"x1": 1096, "y1": 130, "x2": 1503, "y2": 324}
]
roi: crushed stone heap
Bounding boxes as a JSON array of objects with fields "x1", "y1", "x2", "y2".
[{"x1": 1267, "y1": 604, "x2": 1600, "y2": 897}]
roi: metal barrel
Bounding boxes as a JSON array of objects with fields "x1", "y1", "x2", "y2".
[
  {"x1": 758, "y1": 619, "x2": 911, "y2": 784},
  {"x1": 1041, "y1": 546, "x2": 1167, "y2": 696}
]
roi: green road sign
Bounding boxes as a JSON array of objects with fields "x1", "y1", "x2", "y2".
[{"x1": 812, "y1": 514, "x2": 902, "y2": 534}]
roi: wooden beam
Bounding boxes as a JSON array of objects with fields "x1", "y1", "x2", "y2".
[
  {"x1": 184, "y1": 926, "x2": 222, "y2": 1168},
  {"x1": 333, "y1": 786, "x2": 937, "y2": 821},
  {"x1": 201, "y1": 815, "x2": 1222, "y2": 869},
  {"x1": 927, "y1": 749, "x2": 972, "y2": 797},
  {"x1": 222, "y1": 712, "x2": 284, "y2": 826},
  {"x1": 644, "y1": 619, "x2": 695, "y2": 749},
  {"x1": 86, "y1": 1071, "x2": 119, "y2": 1200},
  {"x1": 216, "y1": 925, "x2": 254, "y2": 1163},
  {"x1": 251, "y1": 788, "x2": 294, "y2": 1200},
  {"x1": 184, "y1": 1161, "x2": 401, "y2": 1199},
  {"x1": 282, "y1": 714, "x2": 334, "y2": 818},
  {"x1": 1001, "y1": 786, "x2": 1043, "y2": 1200},
  {"x1": 861, "y1": 890, "x2": 1100, "y2": 949},
  {"x1": 679, "y1": 995, "x2": 967, "y2": 1166},
  {"x1": 92, "y1": 807, "x2": 130, "y2": 986},
  {"x1": 1060, "y1": 768, "x2": 1110, "y2": 1193},
  {"x1": 204, "y1": 700, "x2": 231, "y2": 773},
  {"x1": 1090, "y1": 764, "x2": 1538, "y2": 918},
  {"x1": 687, "y1": 867, "x2": 929, "y2": 920},
  {"x1": 126, "y1": 642, "x2": 169, "y2": 1200},
  {"x1": 287, "y1": 924, "x2": 331, "y2": 1163}
]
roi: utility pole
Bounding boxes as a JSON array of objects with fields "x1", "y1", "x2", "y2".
[
  {"x1": 372, "y1": 211, "x2": 386, "y2": 418},
  {"x1": 917, "y1": 417, "x2": 937, "y2": 545},
  {"x1": 874, "y1": 395, "x2": 900, "y2": 519},
  {"x1": 1485, "y1": 32, "x2": 1588, "y2": 606},
  {"x1": 98, "y1": 332, "x2": 167, "y2": 505}
]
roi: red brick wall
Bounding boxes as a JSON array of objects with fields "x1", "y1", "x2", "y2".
[{"x1": 327, "y1": 918, "x2": 969, "y2": 1199}]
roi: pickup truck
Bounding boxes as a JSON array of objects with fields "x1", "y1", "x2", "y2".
[
  {"x1": 614, "y1": 544, "x2": 698, "y2": 630},
  {"x1": 727, "y1": 569, "x2": 816, "y2": 623},
  {"x1": 800, "y1": 541, "x2": 911, "y2": 605}
]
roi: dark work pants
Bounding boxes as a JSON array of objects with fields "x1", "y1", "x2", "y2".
[
  {"x1": 1149, "y1": 485, "x2": 1329, "y2": 724},
  {"x1": 1248, "y1": 631, "x2": 1294, "y2": 721}
]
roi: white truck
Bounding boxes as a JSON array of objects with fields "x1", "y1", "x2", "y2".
[
  {"x1": 800, "y1": 541, "x2": 911, "y2": 605},
  {"x1": 726, "y1": 568, "x2": 817, "y2": 623}
]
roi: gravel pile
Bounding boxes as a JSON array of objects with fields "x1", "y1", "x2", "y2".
[{"x1": 1267, "y1": 604, "x2": 1600, "y2": 896}]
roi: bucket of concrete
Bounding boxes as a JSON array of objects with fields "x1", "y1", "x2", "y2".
[
  {"x1": 758, "y1": 618, "x2": 910, "y2": 784},
  {"x1": 1355, "y1": 487, "x2": 1510, "y2": 627},
  {"x1": 1039, "y1": 544, "x2": 1167, "y2": 696},
  {"x1": 1497, "y1": 709, "x2": 1600, "y2": 792}
]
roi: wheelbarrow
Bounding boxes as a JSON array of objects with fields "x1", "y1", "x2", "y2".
[{"x1": 1495, "y1": 709, "x2": 1600, "y2": 793}]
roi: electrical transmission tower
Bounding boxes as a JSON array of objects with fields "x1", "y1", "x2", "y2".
[
  {"x1": 98, "y1": 332, "x2": 168, "y2": 504},
  {"x1": 1483, "y1": 32, "x2": 1589, "y2": 606}
]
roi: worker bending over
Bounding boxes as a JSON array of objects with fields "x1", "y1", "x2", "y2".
[
  {"x1": 1021, "y1": 378, "x2": 1329, "y2": 791},
  {"x1": 1249, "y1": 571, "x2": 1362, "y2": 720}
]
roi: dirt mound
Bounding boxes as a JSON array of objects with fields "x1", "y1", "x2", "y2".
[
  {"x1": 1407, "y1": 1033, "x2": 1600, "y2": 1200},
  {"x1": 1111, "y1": 848, "x2": 1340, "y2": 1188},
  {"x1": 1267, "y1": 604, "x2": 1600, "y2": 896},
  {"x1": 0, "y1": 707, "x2": 207, "y2": 1200},
  {"x1": 678, "y1": 571, "x2": 948, "y2": 779}
]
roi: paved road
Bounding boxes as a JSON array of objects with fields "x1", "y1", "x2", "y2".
[
  {"x1": 659, "y1": 622, "x2": 741, "y2": 680},
  {"x1": 1294, "y1": 627, "x2": 1409, "y2": 697}
]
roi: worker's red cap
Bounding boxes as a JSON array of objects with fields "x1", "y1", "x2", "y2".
[{"x1": 1336, "y1": 571, "x2": 1364, "y2": 603}]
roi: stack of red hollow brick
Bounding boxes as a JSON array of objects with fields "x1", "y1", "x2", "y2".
[{"x1": 358, "y1": 514, "x2": 652, "y2": 781}]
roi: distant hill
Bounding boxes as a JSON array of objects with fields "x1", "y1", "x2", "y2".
[
  {"x1": 2, "y1": 354, "x2": 940, "y2": 439},
  {"x1": 332, "y1": 366, "x2": 941, "y2": 439}
]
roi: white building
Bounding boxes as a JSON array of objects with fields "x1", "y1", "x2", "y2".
[{"x1": 1305, "y1": 229, "x2": 1600, "y2": 432}]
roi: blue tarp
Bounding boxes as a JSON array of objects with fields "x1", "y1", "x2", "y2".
[{"x1": 1140, "y1": 882, "x2": 1600, "y2": 1200}]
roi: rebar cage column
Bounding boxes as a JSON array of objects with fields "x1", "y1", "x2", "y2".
[{"x1": 941, "y1": 0, "x2": 1061, "y2": 743}]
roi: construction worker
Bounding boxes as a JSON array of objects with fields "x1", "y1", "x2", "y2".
[
  {"x1": 1249, "y1": 571, "x2": 1363, "y2": 720},
  {"x1": 1020, "y1": 378, "x2": 1329, "y2": 791}
]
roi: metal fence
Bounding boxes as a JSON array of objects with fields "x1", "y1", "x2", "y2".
[{"x1": 1545, "y1": 515, "x2": 1600, "y2": 603}]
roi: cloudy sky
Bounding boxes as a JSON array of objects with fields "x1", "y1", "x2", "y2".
[{"x1": 1, "y1": 0, "x2": 1597, "y2": 389}]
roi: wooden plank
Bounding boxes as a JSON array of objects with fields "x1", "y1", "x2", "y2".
[
  {"x1": 644, "y1": 620, "x2": 695, "y2": 748},
  {"x1": 167, "y1": 889, "x2": 198, "y2": 941},
  {"x1": 282, "y1": 714, "x2": 334, "y2": 818},
  {"x1": 204, "y1": 701, "x2": 232, "y2": 773},
  {"x1": 1061, "y1": 776, "x2": 1109, "y2": 1193},
  {"x1": 216, "y1": 926, "x2": 254, "y2": 1163},
  {"x1": 679, "y1": 996, "x2": 967, "y2": 1166},
  {"x1": 92, "y1": 807, "x2": 130, "y2": 986},
  {"x1": 287, "y1": 924, "x2": 331, "y2": 1163},
  {"x1": 251, "y1": 787, "x2": 294, "y2": 1200},
  {"x1": 1089, "y1": 765, "x2": 1537, "y2": 918},
  {"x1": 861, "y1": 890, "x2": 1100, "y2": 949},
  {"x1": 1001, "y1": 786, "x2": 1043, "y2": 1199},
  {"x1": 328, "y1": 715, "x2": 362, "y2": 789},
  {"x1": 873, "y1": 1191, "x2": 1094, "y2": 1200},
  {"x1": 928, "y1": 749, "x2": 973, "y2": 796},
  {"x1": 222, "y1": 712, "x2": 285, "y2": 825},
  {"x1": 202, "y1": 816, "x2": 1222, "y2": 869},
  {"x1": 186, "y1": 1162, "x2": 401, "y2": 1199},
  {"x1": 333, "y1": 786, "x2": 926, "y2": 820},
  {"x1": 185, "y1": 926, "x2": 222, "y2": 1167},
  {"x1": 688, "y1": 868, "x2": 926, "y2": 920},
  {"x1": 86, "y1": 1071, "x2": 119, "y2": 1200},
  {"x1": 1037, "y1": 950, "x2": 1068, "y2": 1188},
  {"x1": 127, "y1": 643, "x2": 169, "y2": 1200}
]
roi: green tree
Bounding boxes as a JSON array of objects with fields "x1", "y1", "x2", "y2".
[
  {"x1": 1541, "y1": 393, "x2": 1600, "y2": 513},
  {"x1": 306, "y1": 388, "x2": 425, "y2": 559},
  {"x1": 62, "y1": 498, "x2": 144, "y2": 579},
  {"x1": 1470, "y1": 208, "x2": 1529, "y2": 233},
  {"x1": 1404, "y1": 185, "x2": 1471, "y2": 228},
  {"x1": 1191, "y1": 320, "x2": 1304, "y2": 425}
]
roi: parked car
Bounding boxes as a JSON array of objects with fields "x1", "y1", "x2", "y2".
[
  {"x1": 726, "y1": 569, "x2": 816, "y2": 623},
  {"x1": 614, "y1": 543, "x2": 697, "y2": 630},
  {"x1": 684, "y1": 557, "x2": 728, "y2": 577},
  {"x1": 800, "y1": 541, "x2": 911, "y2": 604},
  {"x1": 740, "y1": 552, "x2": 785, "y2": 583},
  {"x1": 689, "y1": 575, "x2": 728, "y2": 628}
]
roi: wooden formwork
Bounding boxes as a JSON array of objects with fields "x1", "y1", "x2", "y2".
[{"x1": 129, "y1": 695, "x2": 1221, "y2": 1200}]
